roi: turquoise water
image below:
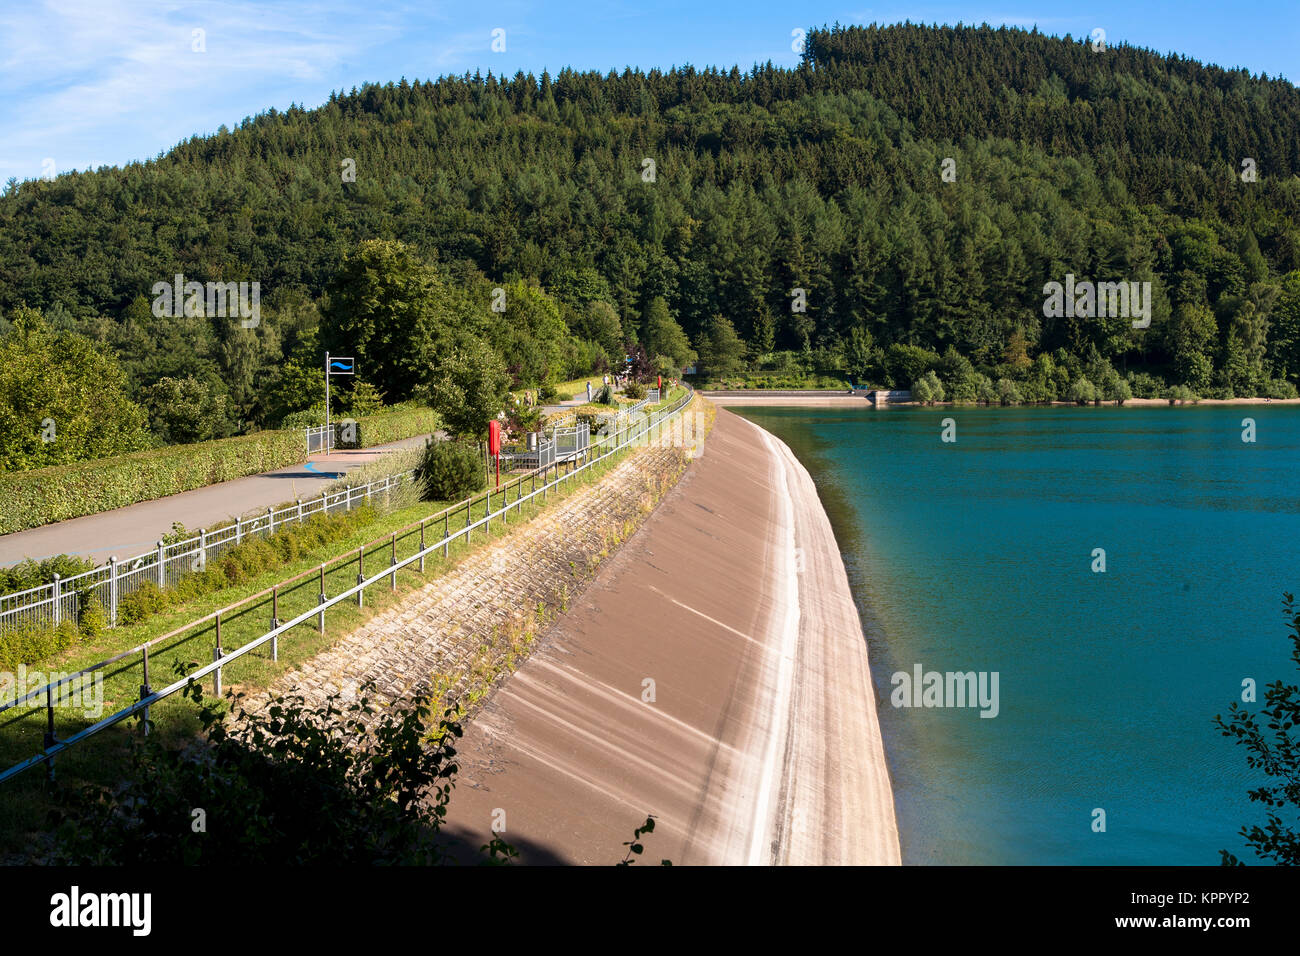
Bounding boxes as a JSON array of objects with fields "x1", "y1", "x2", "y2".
[{"x1": 734, "y1": 405, "x2": 1299, "y2": 865}]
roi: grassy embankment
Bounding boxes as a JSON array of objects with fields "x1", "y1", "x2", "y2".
[
  {"x1": 0, "y1": 397, "x2": 701, "y2": 853},
  {"x1": 547, "y1": 384, "x2": 688, "y2": 426}
]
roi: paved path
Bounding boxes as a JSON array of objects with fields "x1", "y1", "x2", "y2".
[
  {"x1": 0, "y1": 435, "x2": 430, "y2": 567},
  {"x1": 440, "y1": 409, "x2": 900, "y2": 865}
]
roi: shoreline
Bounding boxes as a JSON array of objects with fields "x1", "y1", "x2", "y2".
[
  {"x1": 441, "y1": 408, "x2": 900, "y2": 864},
  {"x1": 706, "y1": 392, "x2": 1300, "y2": 408}
]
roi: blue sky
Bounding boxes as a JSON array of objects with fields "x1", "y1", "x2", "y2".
[{"x1": 1, "y1": 1, "x2": 1296, "y2": 183}]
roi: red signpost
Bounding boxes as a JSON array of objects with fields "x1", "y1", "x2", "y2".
[{"x1": 488, "y1": 419, "x2": 502, "y2": 490}]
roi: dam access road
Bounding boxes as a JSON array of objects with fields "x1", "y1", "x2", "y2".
[{"x1": 441, "y1": 408, "x2": 900, "y2": 865}]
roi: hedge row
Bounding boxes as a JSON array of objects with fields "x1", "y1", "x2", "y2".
[{"x1": 0, "y1": 406, "x2": 437, "y2": 534}]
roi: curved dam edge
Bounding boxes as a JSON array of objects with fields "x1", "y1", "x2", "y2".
[{"x1": 441, "y1": 407, "x2": 900, "y2": 865}]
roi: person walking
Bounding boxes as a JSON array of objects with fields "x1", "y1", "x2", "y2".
[{"x1": 586, "y1": 380, "x2": 592, "y2": 402}]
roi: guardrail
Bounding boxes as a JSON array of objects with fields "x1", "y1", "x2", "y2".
[
  {"x1": 506, "y1": 422, "x2": 591, "y2": 470},
  {"x1": 0, "y1": 386, "x2": 694, "y2": 785},
  {"x1": 305, "y1": 424, "x2": 334, "y2": 455},
  {"x1": 0, "y1": 470, "x2": 417, "y2": 635}
]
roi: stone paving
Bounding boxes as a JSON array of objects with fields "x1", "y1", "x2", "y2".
[{"x1": 248, "y1": 445, "x2": 686, "y2": 724}]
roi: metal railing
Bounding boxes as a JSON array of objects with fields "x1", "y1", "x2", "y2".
[
  {"x1": 552, "y1": 423, "x2": 590, "y2": 459},
  {"x1": 305, "y1": 424, "x2": 335, "y2": 455},
  {"x1": 0, "y1": 470, "x2": 417, "y2": 635},
  {"x1": 0, "y1": 385, "x2": 694, "y2": 784}
]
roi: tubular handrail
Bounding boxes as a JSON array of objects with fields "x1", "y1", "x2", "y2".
[{"x1": 0, "y1": 386, "x2": 694, "y2": 784}]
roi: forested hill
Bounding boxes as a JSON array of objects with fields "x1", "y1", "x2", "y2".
[
  {"x1": 2, "y1": 21, "x2": 1300, "y2": 411},
  {"x1": 805, "y1": 23, "x2": 1300, "y2": 196}
]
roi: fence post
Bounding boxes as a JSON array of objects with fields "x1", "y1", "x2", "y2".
[
  {"x1": 157, "y1": 540, "x2": 166, "y2": 588},
  {"x1": 140, "y1": 644, "x2": 152, "y2": 737},
  {"x1": 51, "y1": 574, "x2": 60, "y2": 628},
  {"x1": 235, "y1": 516, "x2": 242, "y2": 545},
  {"x1": 390, "y1": 533, "x2": 398, "y2": 590},
  {"x1": 346, "y1": 485, "x2": 353, "y2": 512},
  {"x1": 267, "y1": 506, "x2": 275, "y2": 536},
  {"x1": 297, "y1": 498, "x2": 304, "y2": 524},
  {"x1": 108, "y1": 556, "x2": 118, "y2": 627},
  {"x1": 199, "y1": 528, "x2": 207, "y2": 570},
  {"x1": 444, "y1": 512, "x2": 450, "y2": 558},
  {"x1": 419, "y1": 521, "x2": 426, "y2": 572},
  {"x1": 44, "y1": 686, "x2": 56, "y2": 782},
  {"x1": 213, "y1": 612, "x2": 223, "y2": 697},
  {"x1": 318, "y1": 565, "x2": 327, "y2": 635},
  {"x1": 466, "y1": 500, "x2": 472, "y2": 546},
  {"x1": 486, "y1": 489, "x2": 491, "y2": 533},
  {"x1": 357, "y1": 548, "x2": 365, "y2": 607}
]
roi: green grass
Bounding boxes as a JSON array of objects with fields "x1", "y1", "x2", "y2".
[
  {"x1": 548, "y1": 374, "x2": 606, "y2": 402},
  {"x1": 647, "y1": 385, "x2": 687, "y2": 411},
  {"x1": 0, "y1": 405, "x2": 438, "y2": 535},
  {"x1": 0, "y1": 442, "x2": 644, "y2": 854},
  {"x1": 698, "y1": 372, "x2": 851, "y2": 390}
]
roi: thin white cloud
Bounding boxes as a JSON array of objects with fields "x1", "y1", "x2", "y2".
[{"x1": 0, "y1": 0, "x2": 419, "y2": 180}]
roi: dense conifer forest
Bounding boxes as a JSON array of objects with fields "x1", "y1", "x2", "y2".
[{"x1": 3, "y1": 22, "x2": 1300, "y2": 468}]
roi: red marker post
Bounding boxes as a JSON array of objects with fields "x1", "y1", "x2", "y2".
[{"x1": 488, "y1": 419, "x2": 502, "y2": 490}]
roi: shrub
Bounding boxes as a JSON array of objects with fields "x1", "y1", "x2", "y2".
[
  {"x1": 593, "y1": 384, "x2": 615, "y2": 405},
  {"x1": 1262, "y1": 379, "x2": 1299, "y2": 400},
  {"x1": 0, "y1": 621, "x2": 81, "y2": 671},
  {"x1": 570, "y1": 406, "x2": 604, "y2": 431},
  {"x1": 1165, "y1": 385, "x2": 1200, "y2": 405},
  {"x1": 279, "y1": 406, "x2": 327, "y2": 429},
  {"x1": 911, "y1": 371, "x2": 944, "y2": 405},
  {"x1": 538, "y1": 383, "x2": 559, "y2": 403},
  {"x1": 1, "y1": 509, "x2": 377, "y2": 655},
  {"x1": 0, "y1": 555, "x2": 96, "y2": 593},
  {"x1": 1067, "y1": 377, "x2": 1098, "y2": 405},
  {"x1": 117, "y1": 581, "x2": 170, "y2": 625},
  {"x1": 77, "y1": 593, "x2": 107, "y2": 639},
  {"x1": 624, "y1": 381, "x2": 646, "y2": 400},
  {"x1": 1097, "y1": 368, "x2": 1132, "y2": 405},
  {"x1": 46, "y1": 684, "x2": 471, "y2": 864},
  {"x1": 1126, "y1": 371, "x2": 1167, "y2": 400},
  {"x1": 0, "y1": 406, "x2": 437, "y2": 534},
  {"x1": 415, "y1": 440, "x2": 486, "y2": 502},
  {"x1": 885, "y1": 343, "x2": 941, "y2": 389},
  {"x1": 996, "y1": 378, "x2": 1024, "y2": 406}
]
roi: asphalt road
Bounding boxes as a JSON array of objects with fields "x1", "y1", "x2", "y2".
[
  {"x1": 440, "y1": 409, "x2": 900, "y2": 865},
  {"x1": 0, "y1": 435, "x2": 430, "y2": 568}
]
